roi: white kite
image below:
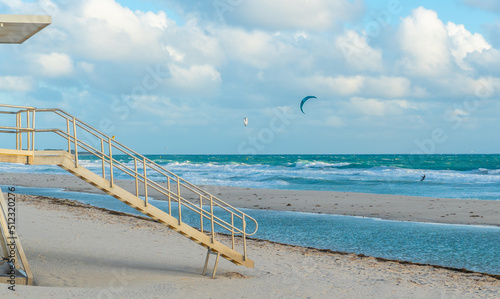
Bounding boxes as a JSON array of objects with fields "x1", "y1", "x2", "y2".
[{"x1": 243, "y1": 117, "x2": 248, "y2": 126}]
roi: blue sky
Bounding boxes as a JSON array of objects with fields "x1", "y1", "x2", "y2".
[{"x1": 1, "y1": 0, "x2": 500, "y2": 154}]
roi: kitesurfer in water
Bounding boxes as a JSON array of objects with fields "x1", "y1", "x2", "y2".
[{"x1": 420, "y1": 174, "x2": 426, "y2": 181}]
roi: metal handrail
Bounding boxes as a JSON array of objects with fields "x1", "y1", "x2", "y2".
[
  {"x1": 0, "y1": 104, "x2": 36, "y2": 109},
  {"x1": 49, "y1": 109, "x2": 245, "y2": 215},
  {"x1": 49, "y1": 125, "x2": 258, "y2": 236},
  {"x1": 0, "y1": 104, "x2": 258, "y2": 253},
  {"x1": 53, "y1": 109, "x2": 256, "y2": 232}
]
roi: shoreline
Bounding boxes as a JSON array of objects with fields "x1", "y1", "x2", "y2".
[
  {"x1": 16, "y1": 193, "x2": 500, "y2": 279},
  {"x1": 1, "y1": 192, "x2": 498, "y2": 298},
  {"x1": 5, "y1": 185, "x2": 500, "y2": 275},
  {"x1": 1, "y1": 172, "x2": 499, "y2": 227},
  {"x1": 1, "y1": 172, "x2": 499, "y2": 297}
]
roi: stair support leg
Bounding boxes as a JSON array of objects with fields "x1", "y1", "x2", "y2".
[
  {"x1": 203, "y1": 249, "x2": 221, "y2": 279},
  {"x1": 72, "y1": 117, "x2": 78, "y2": 168}
]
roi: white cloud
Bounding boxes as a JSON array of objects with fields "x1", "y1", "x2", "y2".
[
  {"x1": 0, "y1": 76, "x2": 33, "y2": 91},
  {"x1": 57, "y1": 0, "x2": 171, "y2": 62},
  {"x1": 307, "y1": 75, "x2": 416, "y2": 98},
  {"x1": 81, "y1": 0, "x2": 145, "y2": 36},
  {"x1": 346, "y1": 97, "x2": 416, "y2": 116},
  {"x1": 336, "y1": 30, "x2": 383, "y2": 71},
  {"x1": 397, "y1": 7, "x2": 494, "y2": 75},
  {"x1": 183, "y1": 24, "x2": 226, "y2": 66},
  {"x1": 398, "y1": 7, "x2": 452, "y2": 76},
  {"x1": 432, "y1": 74, "x2": 499, "y2": 98},
  {"x1": 475, "y1": 76, "x2": 500, "y2": 98},
  {"x1": 77, "y1": 62, "x2": 94, "y2": 73},
  {"x1": 137, "y1": 10, "x2": 169, "y2": 31},
  {"x1": 216, "y1": 28, "x2": 296, "y2": 69},
  {"x1": 447, "y1": 22, "x2": 491, "y2": 70},
  {"x1": 164, "y1": 45, "x2": 185, "y2": 62},
  {"x1": 165, "y1": 64, "x2": 221, "y2": 96},
  {"x1": 312, "y1": 75, "x2": 364, "y2": 95},
  {"x1": 37, "y1": 53, "x2": 74, "y2": 77},
  {"x1": 136, "y1": 97, "x2": 212, "y2": 127},
  {"x1": 466, "y1": 48, "x2": 500, "y2": 74},
  {"x1": 363, "y1": 76, "x2": 412, "y2": 98}
]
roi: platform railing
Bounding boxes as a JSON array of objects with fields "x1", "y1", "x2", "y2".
[{"x1": 0, "y1": 104, "x2": 258, "y2": 261}]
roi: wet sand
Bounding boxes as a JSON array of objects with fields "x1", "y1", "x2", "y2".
[
  {"x1": 0, "y1": 193, "x2": 498, "y2": 298},
  {"x1": 1, "y1": 172, "x2": 499, "y2": 226}
]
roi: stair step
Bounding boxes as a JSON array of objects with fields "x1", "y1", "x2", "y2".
[
  {"x1": 0, "y1": 149, "x2": 254, "y2": 269},
  {"x1": 0, "y1": 105, "x2": 256, "y2": 275}
]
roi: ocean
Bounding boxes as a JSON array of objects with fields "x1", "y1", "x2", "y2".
[{"x1": 3, "y1": 154, "x2": 499, "y2": 200}]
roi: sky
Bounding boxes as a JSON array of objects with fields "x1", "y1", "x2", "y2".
[{"x1": 0, "y1": 0, "x2": 500, "y2": 154}]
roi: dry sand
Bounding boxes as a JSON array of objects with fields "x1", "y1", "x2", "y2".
[{"x1": 0, "y1": 193, "x2": 498, "y2": 299}]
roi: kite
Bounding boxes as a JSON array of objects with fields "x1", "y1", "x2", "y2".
[
  {"x1": 243, "y1": 117, "x2": 248, "y2": 126},
  {"x1": 300, "y1": 96, "x2": 317, "y2": 114}
]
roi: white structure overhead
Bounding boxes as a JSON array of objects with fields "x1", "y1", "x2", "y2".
[{"x1": 0, "y1": 14, "x2": 51, "y2": 44}]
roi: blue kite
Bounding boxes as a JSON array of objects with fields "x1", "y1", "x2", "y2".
[{"x1": 300, "y1": 96, "x2": 317, "y2": 114}]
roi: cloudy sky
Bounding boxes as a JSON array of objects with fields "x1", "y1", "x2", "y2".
[{"x1": 1, "y1": 0, "x2": 499, "y2": 154}]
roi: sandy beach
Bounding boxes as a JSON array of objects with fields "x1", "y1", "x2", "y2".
[
  {"x1": 0, "y1": 192, "x2": 497, "y2": 298},
  {"x1": 0, "y1": 172, "x2": 499, "y2": 298}
]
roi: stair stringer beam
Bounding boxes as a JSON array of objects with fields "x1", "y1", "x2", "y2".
[{"x1": 31, "y1": 151, "x2": 253, "y2": 268}]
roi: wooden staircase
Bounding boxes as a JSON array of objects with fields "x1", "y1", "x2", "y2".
[
  {"x1": 0, "y1": 186, "x2": 33, "y2": 287},
  {"x1": 0, "y1": 104, "x2": 258, "y2": 278}
]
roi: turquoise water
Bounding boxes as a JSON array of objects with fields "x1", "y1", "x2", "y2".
[
  {"x1": 8, "y1": 186, "x2": 500, "y2": 275},
  {"x1": 2, "y1": 154, "x2": 499, "y2": 200}
]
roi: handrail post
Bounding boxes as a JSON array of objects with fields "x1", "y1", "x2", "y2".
[
  {"x1": 31, "y1": 110, "x2": 35, "y2": 151},
  {"x1": 72, "y1": 117, "x2": 78, "y2": 168},
  {"x1": 15, "y1": 112, "x2": 19, "y2": 150},
  {"x1": 100, "y1": 138, "x2": 105, "y2": 178},
  {"x1": 231, "y1": 214, "x2": 235, "y2": 249},
  {"x1": 177, "y1": 176, "x2": 181, "y2": 225},
  {"x1": 143, "y1": 157, "x2": 148, "y2": 207},
  {"x1": 19, "y1": 112, "x2": 22, "y2": 150},
  {"x1": 167, "y1": 177, "x2": 171, "y2": 215},
  {"x1": 108, "y1": 137, "x2": 113, "y2": 187},
  {"x1": 210, "y1": 195, "x2": 215, "y2": 243},
  {"x1": 134, "y1": 158, "x2": 139, "y2": 197},
  {"x1": 66, "y1": 119, "x2": 71, "y2": 153},
  {"x1": 26, "y1": 110, "x2": 30, "y2": 151},
  {"x1": 200, "y1": 195, "x2": 203, "y2": 232},
  {"x1": 242, "y1": 216, "x2": 247, "y2": 261}
]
